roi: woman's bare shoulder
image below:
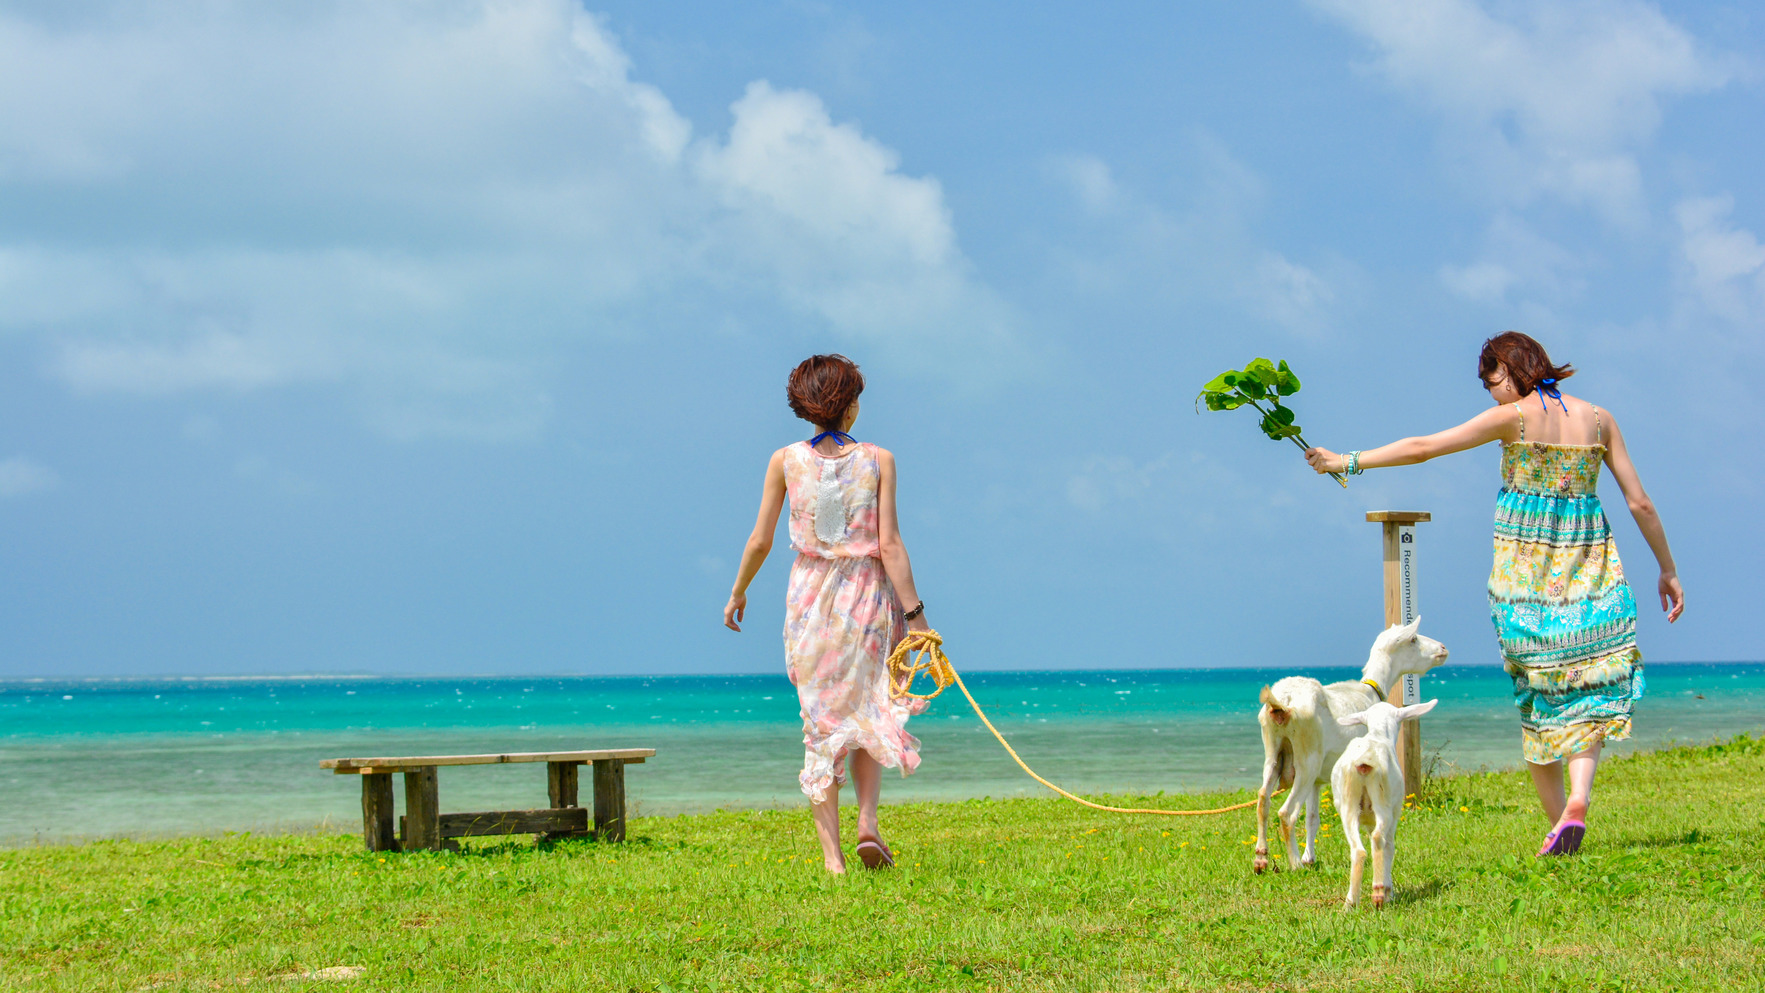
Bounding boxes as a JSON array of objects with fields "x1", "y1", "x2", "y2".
[{"x1": 867, "y1": 443, "x2": 896, "y2": 464}]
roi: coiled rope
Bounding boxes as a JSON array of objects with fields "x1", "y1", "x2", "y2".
[{"x1": 885, "y1": 629, "x2": 1265, "y2": 816}]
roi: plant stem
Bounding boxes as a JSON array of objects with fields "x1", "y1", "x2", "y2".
[{"x1": 1245, "y1": 398, "x2": 1347, "y2": 488}]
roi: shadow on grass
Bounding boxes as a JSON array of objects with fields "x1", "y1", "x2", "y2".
[
  {"x1": 1391, "y1": 877, "x2": 1455, "y2": 907},
  {"x1": 1617, "y1": 829, "x2": 1719, "y2": 850}
]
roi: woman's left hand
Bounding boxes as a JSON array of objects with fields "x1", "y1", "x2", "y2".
[
  {"x1": 1304, "y1": 447, "x2": 1341, "y2": 474},
  {"x1": 723, "y1": 592, "x2": 747, "y2": 632},
  {"x1": 906, "y1": 613, "x2": 930, "y2": 634}
]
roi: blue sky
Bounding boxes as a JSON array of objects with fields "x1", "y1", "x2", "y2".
[{"x1": 1, "y1": 0, "x2": 1760, "y2": 677}]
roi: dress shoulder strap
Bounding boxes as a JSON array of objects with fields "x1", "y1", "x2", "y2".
[
  {"x1": 1509, "y1": 402, "x2": 1525, "y2": 442},
  {"x1": 1592, "y1": 404, "x2": 1603, "y2": 445}
]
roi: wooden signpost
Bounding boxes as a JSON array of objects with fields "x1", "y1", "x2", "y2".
[{"x1": 1367, "y1": 510, "x2": 1430, "y2": 793}]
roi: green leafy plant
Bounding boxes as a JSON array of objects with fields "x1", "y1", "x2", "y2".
[{"x1": 1196, "y1": 357, "x2": 1345, "y2": 487}]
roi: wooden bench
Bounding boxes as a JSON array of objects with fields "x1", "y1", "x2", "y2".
[{"x1": 320, "y1": 749, "x2": 654, "y2": 852}]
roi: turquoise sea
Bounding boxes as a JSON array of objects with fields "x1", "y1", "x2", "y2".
[{"x1": 2, "y1": 663, "x2": 1760, "y2": 845}]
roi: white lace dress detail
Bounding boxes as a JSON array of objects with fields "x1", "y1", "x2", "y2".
[{"x1": 814, "y1": 458, "x2": 848, "y2": 545}]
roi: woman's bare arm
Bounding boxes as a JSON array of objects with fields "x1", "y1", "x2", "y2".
[
  {"x1": 874, "y1": 448, "x2": 930, "y2": 633},
  {"x1": 724, "y1": 449, "x2": 788, "y2": 632},
  {"x1": 1305, "y1": 404, "x2": 1520, "y2": 474},
  {"x1": 1600, "y1": 410, "x2": 1684, "y2": 622}
]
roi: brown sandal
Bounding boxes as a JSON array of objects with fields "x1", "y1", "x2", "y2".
[{"x1": 855, "y1": 838, "x2": 895, "y2": 869}]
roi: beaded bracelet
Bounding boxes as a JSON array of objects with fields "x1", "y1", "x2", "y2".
[
  {"x1": 904, "y1": 601, "x2": 926, "y2": 620},
  {"x1": 1345, "y1": 451, "x2": 1363, "y2": 475}
]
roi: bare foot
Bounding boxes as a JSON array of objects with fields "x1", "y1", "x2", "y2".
[{"x1": 824, "y1": 857, "x2": 846, "y2": 874}]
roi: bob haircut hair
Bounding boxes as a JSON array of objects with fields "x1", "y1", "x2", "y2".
[
  {"x1": 1478, "y1": 331, "x2": 1574, "y2": 398},
  {"x1": 787, "y1": 354, "x2": 865, "y2": 430}
]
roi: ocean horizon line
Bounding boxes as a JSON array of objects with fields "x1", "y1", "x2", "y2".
[{"x1": 1, "y1": 659, "x2": 1759, "y2": 686}]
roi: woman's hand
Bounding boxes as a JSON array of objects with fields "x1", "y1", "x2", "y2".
[
  {"x1": 906, "y1": 612, "x2": 931, "y2": 634},
  {"x1": 723, "y1": 591, "x2": 747, "y2": 632},
  {"x1": 1658, "y1": 573, "x2": 1684, "y2": 623},
  {"x1": 1304, "y1": 447, "x2": 1342, "y2": 475}
]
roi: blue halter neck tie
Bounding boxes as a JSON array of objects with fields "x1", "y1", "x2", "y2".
[
  {"x1": 809, "y1": 430, "x2": 856, "y2": 449},
  {"x1": 1537, "y1": 378, "x2": 1568, "y2": 414}
]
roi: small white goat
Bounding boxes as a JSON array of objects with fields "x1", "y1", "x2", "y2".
[
  {"x1": 1332, "y1": 699, "x2": 1439, "y2": 909},
  {"x1": 1253, "y1": 617, "x2": 1447, "y2": 874}
]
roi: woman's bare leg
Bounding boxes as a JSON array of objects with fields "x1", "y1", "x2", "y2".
[
  {"x1": 810, "y1": 789, "x2": 845, "y2": 874},
  {"x1": 1527, "y1": 759, "x2": 1567, "y2": 825},
  {"x1": 1561, "y1": 739, "x2": 1601, "y2": 823},
  {"x1": 1528, "y1": 738, "x2": 1602, "y2": 827},
  {"x1": 850, "y1": 749, "x2": 884, "y2": 844}
]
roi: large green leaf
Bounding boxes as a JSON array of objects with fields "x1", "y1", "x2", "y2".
[
  {"x1": 1198, "y1": 391, "x2": 1248, "y2": 411},
  {"x1": 1273, "y1": 360, "x2": 1301, "y2": 396},
  {"x1": 1203, "y1": 371, "x2": 1241, "y2": 393}
]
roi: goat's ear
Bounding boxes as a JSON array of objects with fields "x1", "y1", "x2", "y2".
[
  {"x1": 1399, "y1": 615, "x2": 1422, "y2": 641},
  {"x1": 1400, "y1": 698, "x2": 1439, "y2": 720},
  {"x1": 1338, "y1": 713, "x2": 1367, "y2": 728}
]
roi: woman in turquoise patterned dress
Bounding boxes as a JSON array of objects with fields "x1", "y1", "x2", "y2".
[{"x1": 1303, "y1": 332, "x2": 1684, "y2": 856}]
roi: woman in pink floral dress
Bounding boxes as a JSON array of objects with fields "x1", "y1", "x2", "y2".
[{"x1": 724, "y1": 354, "x2": 932, "y2": 873}]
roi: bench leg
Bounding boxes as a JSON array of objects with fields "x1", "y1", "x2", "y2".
[
  {"x1": 402, "y1": 766, "x2": 441, "y2": 851},
  {"x1": 361, "y1": 773, "x2": 399, "y2": 853},
  {"x1": 541, "y1": 761, "x2": 588, "y2": 842},
  {"x1": 592, "y1": 758, "x2": 627, "y2": 842}
]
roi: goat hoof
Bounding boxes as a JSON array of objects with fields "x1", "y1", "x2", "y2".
[
  {"x1": 1371, "y1": 888, "x2": 1387, "y2": 909},
  {"x1": 1302, "y1": 858, "x2": 1319, "y2": 870},
  {"x1": 1252, "y1": 854, "x2": 1269, "y2": 874}
]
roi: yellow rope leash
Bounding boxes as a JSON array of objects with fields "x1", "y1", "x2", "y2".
[{"x1": 885, "y1": 629, "x2": 1266, "y2": 817}]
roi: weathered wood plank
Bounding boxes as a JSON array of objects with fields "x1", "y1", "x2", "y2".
[
  {"x1": 593, "y1": 758, "x2": 627, "y2": 842},
  {"x1": 548, "y1": 762, "x2": 579, "y2": 808},
  {"x1": 360, "y1": 773, "x2": 398, "y2": 853},
  {"x1": 1365, "y1": 510, "x2": 1432, "y2": 524},
  {"x1": 322, "y1": 748, "x2": 654, "y2": 772},
  {"x1": 401, "y1": 766, "x2": 441, "y2": 851},
  {"x1": 439, "y1": 807, "x2": 588, "y2": 838}
]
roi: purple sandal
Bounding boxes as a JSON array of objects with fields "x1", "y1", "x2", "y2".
[
  {"x1": 855, "y1": 838, "x2": 895, "y2": 869},
  {"x1": 1538, "y1": 820, "x2": 1586, "y2": 857}
]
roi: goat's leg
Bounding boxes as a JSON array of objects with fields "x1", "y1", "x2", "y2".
[
  {"x1": 1341, "y1": 836, "x2": 1369, "y2": 910},
  {"x1": 1340, "y1": 796, "x2": 1365, "y2": 909},
  {"x1": 1376, "y1": 814, "x2": 1397, "y2": 906},
  {"x1": 1278, "y1": 783, "x2": 1309, "y2": 869},
  {"x1": 1280, "y1": 753, "x2": 1322, "y2": 868},
  {"x1": 1254, "y1": 752, "x2": 1283, "y2": 874},
  {"x1": 1300, "y1": 790, "x2": 1322, "y2": 868},
  {"x1": 1368, "y1": 820, "x2": 1389, "y2": 909}
]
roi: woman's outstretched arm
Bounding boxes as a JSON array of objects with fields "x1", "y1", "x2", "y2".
[
  {"x1": 724, "y1": 449, "x2": 788, "y2": 632},
  {"x1": 1304, "y1": 404, "x2": 1520, "y2": 474},
  {"x1": 1600, "y1": 410, "x2": 1684, "y2": 622},
  {"x1": 874, "y1": 448, "x2": 930, "y2": 633}
]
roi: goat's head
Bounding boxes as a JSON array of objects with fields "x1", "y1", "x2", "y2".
[
  {"x1": 1338, "y1": 698, "x2": 1439, "y2": 741},
  {"x1": 1364, "y1": 617, "x2": 1449, "y2": 686}
]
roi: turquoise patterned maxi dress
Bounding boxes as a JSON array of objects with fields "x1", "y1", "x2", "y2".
[{"x1": 1489, "y1": 406, "x2": 1645, "y2": 765}]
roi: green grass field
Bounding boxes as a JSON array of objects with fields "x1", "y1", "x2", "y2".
[{"x1": 4, "y1": 735, "x2": 1762, "y2": 992}]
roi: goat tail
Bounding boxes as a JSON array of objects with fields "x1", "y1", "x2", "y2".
[
  {"x1": 1263, "y1": 679, "x2": 1317, "y2": 722},
  {"x1": 1258, "y1": 684, "x2": 1278, "y2": 709}
]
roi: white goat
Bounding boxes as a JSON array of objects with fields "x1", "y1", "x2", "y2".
[
  {"x1": 1252, "y1": 617, "x2": 1447, "y2": 874},
  {"x1": 1332, "y1": 699, "x2": 1439, "y2": 909}
]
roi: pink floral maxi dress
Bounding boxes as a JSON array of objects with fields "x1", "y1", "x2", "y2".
[{"x1": 781, "y1": 441, "x2": 923, "y2": 801}]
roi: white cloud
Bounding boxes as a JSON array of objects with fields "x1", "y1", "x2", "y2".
[
  {"x1": 1048, "y1": 155, "x2": 1118, "y2": 213},
  {"x1": 0, "y1": 1, "x2": 1011, "y2": 438},
  {"x1": 1438, "y1": 212, "x2": 1583, "y2": 305},
  {"x1": 1042, "y1": 139, "x2": 1342, "y2": 337},
  {"x1": 0, "y1": 456, "x2": 58, "y2": 497},
  {"x1": 1675, "y1": 195, "x2": 1765, "y2": 327},
  {"x1": 1309, "y1": 0, "x2": 1735, "y2": 224},
  {"x1": 1247, "y1": 252, "x2": 1335, "y2": 336}
]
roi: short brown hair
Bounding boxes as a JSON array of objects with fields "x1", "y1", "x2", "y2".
[
  {"x1": 1478, "y1": 331, "x2": 1574, "y2": 398},
  {"x1": 787, "y1": 354, "x2": 864, "y2": 430}
]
